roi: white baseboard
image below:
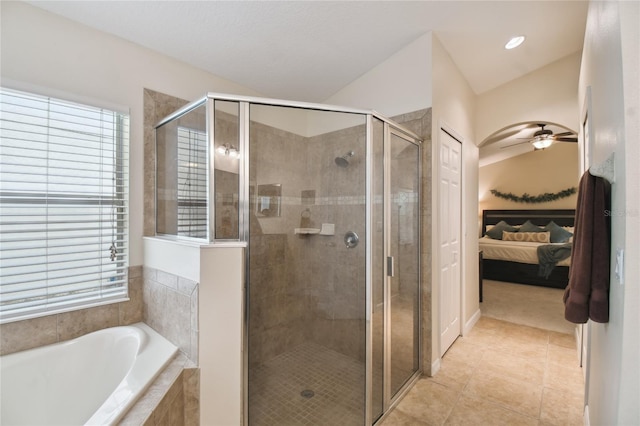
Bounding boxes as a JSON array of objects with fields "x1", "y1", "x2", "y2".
[
  {"x1": 463, "y1": 308, "x2": 482, "y2": 336},
  {"x1": 584, "y1": 404, "x2": 590, "y2": 426},
  {"x1": 430, "y1": 358, "x2": 441, "y2": 377},
  {"x1": 575, "y1": 325, "x2": 582, "y2": 364}
]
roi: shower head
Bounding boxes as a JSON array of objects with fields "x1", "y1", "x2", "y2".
[{"x1": 335, "y1": 151, "x2": 354, "y2": 167}]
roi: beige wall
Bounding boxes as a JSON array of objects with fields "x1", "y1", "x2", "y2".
[
  {"x1": 431, "y1": 34, "x2": 479, "y2": 369},
  {"x1": 323, "y1": 32, "x2": 432, "y2": 117},
  {"x1": 479, "y1": 143, "x2": 580, "y2": 215},
  {"x1": 578, "y1": 1, "x2": 640, "y2": 424},
  {"x1": 476, "y1": 52, "x2": 582, "y2": 144}
]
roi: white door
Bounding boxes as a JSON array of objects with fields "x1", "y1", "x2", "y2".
[{"x1": 439, "y1": 128, "x2": 462, "y2": 356}]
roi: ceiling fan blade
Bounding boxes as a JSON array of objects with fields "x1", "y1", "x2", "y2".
[
  {"x1": 555, "y1": 137, "x2": 578, "y2": 142},
  {"x1": 500, "y1": 140, "x2": 530, "y2": 149},
  {"x1": 555, "y1": 131, "x2": 575, "y2": 137}
]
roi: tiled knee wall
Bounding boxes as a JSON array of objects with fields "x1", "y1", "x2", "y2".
[{"x1": 142, "y1": 266, "x2": 199, "y2": 364}]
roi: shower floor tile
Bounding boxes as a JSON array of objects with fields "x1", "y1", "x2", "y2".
[{"x1": 249, "y1": 342, "x2": 365, "y2": 426}]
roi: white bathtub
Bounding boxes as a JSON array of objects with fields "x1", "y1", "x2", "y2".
[{"x1": 0, "y1": 322, "x2": 178, "y2": 426}]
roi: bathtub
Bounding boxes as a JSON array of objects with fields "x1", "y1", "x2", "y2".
[{"x1": 0, "y1": 322, "x2": 178, "y2": 426}]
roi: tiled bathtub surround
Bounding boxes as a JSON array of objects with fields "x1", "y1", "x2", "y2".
[
  {"x1": 0, "y1": 265, "x2": 143, "y2": 356},
  {"x1": 143, "y1": 266, "x2": 199, "y2": 363},
  {"x1": 0, "y1": 263, "x2": 200, "y2": 425},
  {"x1": 119, "y1": 353, "x2": 199, "y2": 426}
]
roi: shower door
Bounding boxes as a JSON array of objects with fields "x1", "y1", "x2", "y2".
[
  {"x1": 387, "y1": 128, "x2": 420, "y2": 399},
  {"x1": 371, "y1": 123, "x2": 421, "y2": 423}
]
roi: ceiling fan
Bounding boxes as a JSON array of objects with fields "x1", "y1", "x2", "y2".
[{"x1": 501, "y1": 123, "x2": 578, "y2": 150}]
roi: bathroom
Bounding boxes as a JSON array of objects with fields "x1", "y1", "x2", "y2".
[
  {"x1": 1, "y1": 85, "x2": 432, "y2": 426},
  {"x1": 1, "y1": 3, "x2": 435, "y2": 425}
]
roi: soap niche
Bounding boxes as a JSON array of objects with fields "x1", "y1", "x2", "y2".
[{"x1": 301, "y1": 189, "x2": 316, "y2": 205}]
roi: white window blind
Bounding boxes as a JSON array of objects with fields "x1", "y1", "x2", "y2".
[
  {"x1": 177, "y1": 127, "x2": 207, "y2": 239},
  {"x1": 0, "y1": 88, "x2": 129, "y2": 323}
]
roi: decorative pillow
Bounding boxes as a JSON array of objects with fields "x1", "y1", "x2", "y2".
[
  {"x1": 544, "y1": 221, "x2": 574, "y2": 243},
  {"x1": 518, "y1": 220, "x2": 545, "y2": 233},
  {"x1": 485, "y1": 220, "x2": 517, "y2": 239},
  {"x1": 502, "y1": 231, "x2": 551, "y2": 243},
  {"x1": 563, "y1": 226, "x2": 575, "y2": 243}
]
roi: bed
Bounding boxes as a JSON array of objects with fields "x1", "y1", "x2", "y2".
[{"x1": 480, "y1": 209, "x2": 575, "y2": 289}]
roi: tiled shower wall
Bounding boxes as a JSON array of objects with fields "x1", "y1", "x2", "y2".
[
  {"x1": 299, "y1": 122, "x2": 368, "y2": 362},
  {"x1": 143, "y1": 89, "x2": 190, "y2": 238},
  {"x1": 248, "y1": 117, "x2": 309, "y2": 367},
  {"x1": 249, "y1": 108, "x2": 432, "y2": 369}
]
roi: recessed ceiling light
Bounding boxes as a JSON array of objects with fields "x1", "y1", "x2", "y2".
[{"x1": 505, "y1": 36, "x2": 526, "y2": 50}]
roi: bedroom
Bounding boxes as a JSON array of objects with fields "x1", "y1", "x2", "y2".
[
  {"x1": 476, "y1": 52, "x2": 581, "y2": 335},
  {"x1": 478, "y1": 140, "x2": 579, "y2": 334}
]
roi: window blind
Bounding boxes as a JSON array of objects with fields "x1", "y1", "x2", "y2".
[
  {"x1": 177, "y1": 127, "x2": 207, "y2": 239},
  {"x1": 0, "y1": 88, "x2": 129, "y2": 323}
]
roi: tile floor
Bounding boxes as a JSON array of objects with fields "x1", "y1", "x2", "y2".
[
  {"x1": 381, "y1": 316, "x2": 585, "y2": 426},
  {"x1": 248, "y1": 342, "x2": 364, "y2": 426}
]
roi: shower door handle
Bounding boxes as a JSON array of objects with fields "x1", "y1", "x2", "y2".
[{"x1": 387, "y1": 256, "x2": 395, "y2": 277}]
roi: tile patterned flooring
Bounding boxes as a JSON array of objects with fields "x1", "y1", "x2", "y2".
[
  {"x1": 248, "y1": 342, "x2": 364, "y2": 426},
  {"x1": 381, "y1": 316, "x2": 585, "y2": 426}
]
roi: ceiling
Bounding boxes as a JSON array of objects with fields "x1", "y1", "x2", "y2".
[{"x1": 25, "y1": 1, "x2": 588, "y2": 102}]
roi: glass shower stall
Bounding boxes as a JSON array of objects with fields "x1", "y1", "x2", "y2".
[{"x1": 155, "y1": 93, "x2": 422, "y2": 425}]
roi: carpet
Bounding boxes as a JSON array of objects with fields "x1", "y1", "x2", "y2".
[{"x1": 481, "y1": 280, "x2": 575, "y2": 334}]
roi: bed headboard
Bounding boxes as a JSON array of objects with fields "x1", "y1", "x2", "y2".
[{"x1": 482, "y1": 209, "x2": 576, "y2": 235}]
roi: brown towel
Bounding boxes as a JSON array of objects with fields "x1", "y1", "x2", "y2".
[{"x1": 563, "y1": 170, "x2": 611, "y2": 323}]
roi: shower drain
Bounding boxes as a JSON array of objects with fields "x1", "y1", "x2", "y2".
[{"x1": 300, "y1": 389, "x2": 315, "y2": 399}]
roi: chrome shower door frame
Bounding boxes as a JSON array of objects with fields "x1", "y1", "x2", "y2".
[{"x1": 378, "y1": 122, "x2": 423, "y2": 424}]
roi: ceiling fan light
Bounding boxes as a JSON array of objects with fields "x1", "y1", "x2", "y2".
[
  {"x1": 505, "y1": 35, "x2": 526, "y2": 50},
  {"x1": 532, "y1": 137, "x2": 553, "y2": 150}
]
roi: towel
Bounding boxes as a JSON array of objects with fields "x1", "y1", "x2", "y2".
[
  {"x1": 537, "y1": 243, "x2": 572, "y2": 279},
  {"x1": 563, "y1": 170, "x2": 611, "y2": 323}
]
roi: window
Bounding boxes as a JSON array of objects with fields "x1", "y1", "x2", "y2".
[
  {"x1": 0, "y1": 88, "x2": 129, "y2": 323},
  {"x1": 177, "y1": 127, "x2": 207, "y2": 238}
]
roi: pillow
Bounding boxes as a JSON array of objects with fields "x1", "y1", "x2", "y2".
[
  {"x1": 485, "y1": 220, "x2": 517, "y2": 239},
  {"x1": 518, "y1": 220, "x2": 545, "y2": 233},
  {"x1": 544, "y1": 221, "x2": 574, "y2": 243},
  {"x1": 486, "y1": 224, "x2": 520, "y2": 231},
  {"x1": 502, "y1": 231, "x2": 551, "y2": 243}
]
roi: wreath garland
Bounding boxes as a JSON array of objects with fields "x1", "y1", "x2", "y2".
[{"x1": 490, "y1": 187, "x2": 577, "y2": 204}]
